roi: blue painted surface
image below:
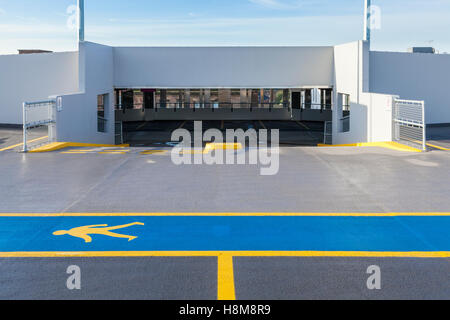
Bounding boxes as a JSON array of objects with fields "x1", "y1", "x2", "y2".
[{"x1": 0, "y1": 216, "x2": 449, "y2": 252}]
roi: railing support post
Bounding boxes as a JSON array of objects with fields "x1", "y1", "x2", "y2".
[{"x1": 22, "y1": 102, "x2": 27, "y2": 153}]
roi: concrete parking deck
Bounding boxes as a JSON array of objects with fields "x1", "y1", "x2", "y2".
[{"x1": 0, "y1": 124, "x2": 449, "y2": 300}]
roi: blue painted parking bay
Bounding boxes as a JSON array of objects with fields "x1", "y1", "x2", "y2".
[{"x1": 0, "y1": 215, "x2": 449, "y2": 253}]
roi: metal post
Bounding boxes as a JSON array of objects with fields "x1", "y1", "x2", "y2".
[
  {"x1": 422, "y1": 101, "x2": 426, "y2": 151},
  {"x1": 364, "y1": 0, "x2": 371, "y2": 46},
  {"x1": 78, "y1": 0, "x2": 85, "y2": 42},
  {"x1": 22, "y1": 102, "x2": 27, "y2": 153}
]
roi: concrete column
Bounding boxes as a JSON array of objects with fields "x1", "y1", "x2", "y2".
[
  {"x1": 204, "y1": 89, "x2": 211, "y2": 108},
  {"x1": 184, "y1": 89, "x2": 190, "y2": 108}
]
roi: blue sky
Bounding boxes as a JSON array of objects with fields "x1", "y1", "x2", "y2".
[{"x1": 0, "y1": 0, "x2": 449, "y2": 54}]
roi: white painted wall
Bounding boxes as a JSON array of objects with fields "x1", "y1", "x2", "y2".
[
  {"x1": 55, "y1": 42, "x2": 115, "y2": 144},
  {"x1": 333, "y1": 41, "x2": 396, "y2": 144},
  {"x1": 370, "y1": 51, "x2": 450, "y2": 124},
  {"x1": 113, "y1": 46, "x2": 334, "y2": 88},
  {"x1": 0, "y1": 51, "x2": 78, "y2": 124}
]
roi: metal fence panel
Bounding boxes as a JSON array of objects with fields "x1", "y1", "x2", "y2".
[
  {"x1": 393, "y1": 99, "x2": 426, "y2": 151},
  {"x1": 23, "y1": 100, "x2": 56, "y2": 152}
]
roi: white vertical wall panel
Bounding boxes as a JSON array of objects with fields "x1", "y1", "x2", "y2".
[
  {"x1": 0, "y1": 52, "x2": 78, "y2": 124},
  {"x1": 370, "y1": 51, "x2": 450, "y2": 124},
  {"x1": 113, "y1": 46, "x2": 335, "y2": 88}
]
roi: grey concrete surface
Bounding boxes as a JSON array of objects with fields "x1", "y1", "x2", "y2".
[
  {"x1": 234, "y1": 257, "x2": 450, "y2": 300},
  {"x1": 0, "y1": 121, "x2": 449, "y2": 300},
  {"x1": 0, "y1": 256, "x2": 448, "y2": 300},
  {"x1": 0, "y1": 139, "x2": 449, "y2": 213},
  {"x1": 427, "y1": 125, "x2": 450, "y2": 148},
  {"x1": 0, "y1": 257, "x2": 217, "y2": 300},
  {"x1": 0, "y1": 126, "x2": 47, "y2": 150}
]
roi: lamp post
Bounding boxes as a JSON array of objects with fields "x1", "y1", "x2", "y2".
[
  {"x1": 364, "y1": 0, "x2": 371, "y2": 46},
  {"x1": 78, "y1": 0, "x2": 85, "y2": 42}
]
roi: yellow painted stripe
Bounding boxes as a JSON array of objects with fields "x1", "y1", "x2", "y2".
[
  {"x1": 140, "y1": 150, "x2": 167, "y2": 155},
  {"x1": 0, "y1": 136, "x2": 48, "y2": 152},
  {"x1": 98, "y1": 152, "x2": 127, "y2": 154},
  {"x1": 318, "y1": 141, "x2": 422, "y2": 153},
  {"x1": 60, "y1": 152, "x2": 89, "y2": 154},
  {"x1": 0, "y1": 251, "x2": 449, "y2": 258},
  {"x1": 103, "y1": 150, "x2": 130, "y2": 152},
  {"x1": 0, "y1": 212, "x2": 449, "y2": 217},
  {"x1": 182, "y1": 143, "x2": 243, "y2": 155},
  {"x1": 217, "y1": 253, "x2": 236, "y2": 300},
  {"x1": 29, "y1": 142, "x2": 129, "y2": 153},
  {"x1": 426, "y1": 143, "x2": 450, "y2": 151}
]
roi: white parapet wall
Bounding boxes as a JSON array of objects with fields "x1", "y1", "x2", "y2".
[
  {"x1": 0, "y1": 51, "x2": 78, "y2": 125},
  {"x1": 54, "y1": 42, "x2": 115, "y2": 144},
  {"x1": 113, "y1": 46, "x2": 335, "y2": 88},
  {"x1": 333, "y1": 41, "x2": 397, "y2": 145},
  {"x1": 370, "y1": 51, "x2": 450, "y2": 125}
]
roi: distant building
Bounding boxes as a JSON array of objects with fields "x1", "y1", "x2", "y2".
[
  {"x1": 18, "y1": 49, "x2": 53, "y2": 55},
  {"x1": 407, "y1": 47, "x2": 436, "y2": 54}
]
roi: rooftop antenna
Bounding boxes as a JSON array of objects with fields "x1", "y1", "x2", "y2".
[
  {"x1": 78, "y1": 0, "x2": 85, "y2": 42},
  {"x1": 363, "y1": 0, "x2": 371, "y2": 47}
]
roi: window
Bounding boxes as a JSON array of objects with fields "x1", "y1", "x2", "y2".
[
  {"x1": 97, "y1": 94, "x2": 108, "y2": 133},
  {"x1": 339, "y1": 93, "x2": 350, "y2": 133}
]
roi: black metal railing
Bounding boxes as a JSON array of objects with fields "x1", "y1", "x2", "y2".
[
  {"x1": 294, "y1": 103, "x2": 333, "y2": 111},
  {"x1": 115, "y1": 102, "x2": 333, "y2": 112},
  {"x1": 155, "y1": 102, "x2": 289, "y2": 110}
]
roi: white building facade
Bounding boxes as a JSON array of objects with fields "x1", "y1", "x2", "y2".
[{"x1": 0, "y1": 40, "x2": 449, "y2": 146}]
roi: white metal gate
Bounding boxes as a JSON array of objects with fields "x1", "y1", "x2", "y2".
[
  {"x1": 393, "y1": 99, "x2": 426, "y2": 151},
  {"x1": 22, "y1": 99, "x2": 57, "y2": 152}
]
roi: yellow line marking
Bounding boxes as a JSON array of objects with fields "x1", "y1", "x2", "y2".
[
  {"x1": 140, "y1": 150, "x2": 168, "y2": 155},
  {"x1": 318, "y1": 141, "x2": 422, "y2": 153},
  {"x1": 178, "y1": 121, "x2": 187, "y2": 129},
  {"x1": 217, "y1": 253, "x2": 236, "y2": 300},
  {"x1": 0, "y1": 251, "x2": 449, "y2": 258},
  {"x1": 61, "y1": 152, "x2": 89, "y2": 154},
  {"x1": 221, "y1": 120, "x2": 225, "y2": 130},
  {"x1": 426, "y1": 143, "x2": 450, "y2": 151},
  {"x1": 66, "y1": 149, "x2": 98, "y2": 152},
  {"x1": 0, "y1": 136, "x2": 48, "y2": 152},
  {"x1": 296, "y1": 121, "x2": 310, "y2": 130},
  {"x1": 182, "y1": 143, "x2": 243, "y2": 155},
  {"x1": 258, "y1": 120, "x2": 267, "y2": 130},
  {"x1": 98, "y1": 152, "x2": 127, "y2": 154},
  {"x1": 104, "y1": 149, "x2": 130, "y2": 152},
  {"x1": 29, "y1": 142, "x2": 129, "y2": 153},
  {"x1": 0, "y1": 212, "x2": 449, "y2": 217}
]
